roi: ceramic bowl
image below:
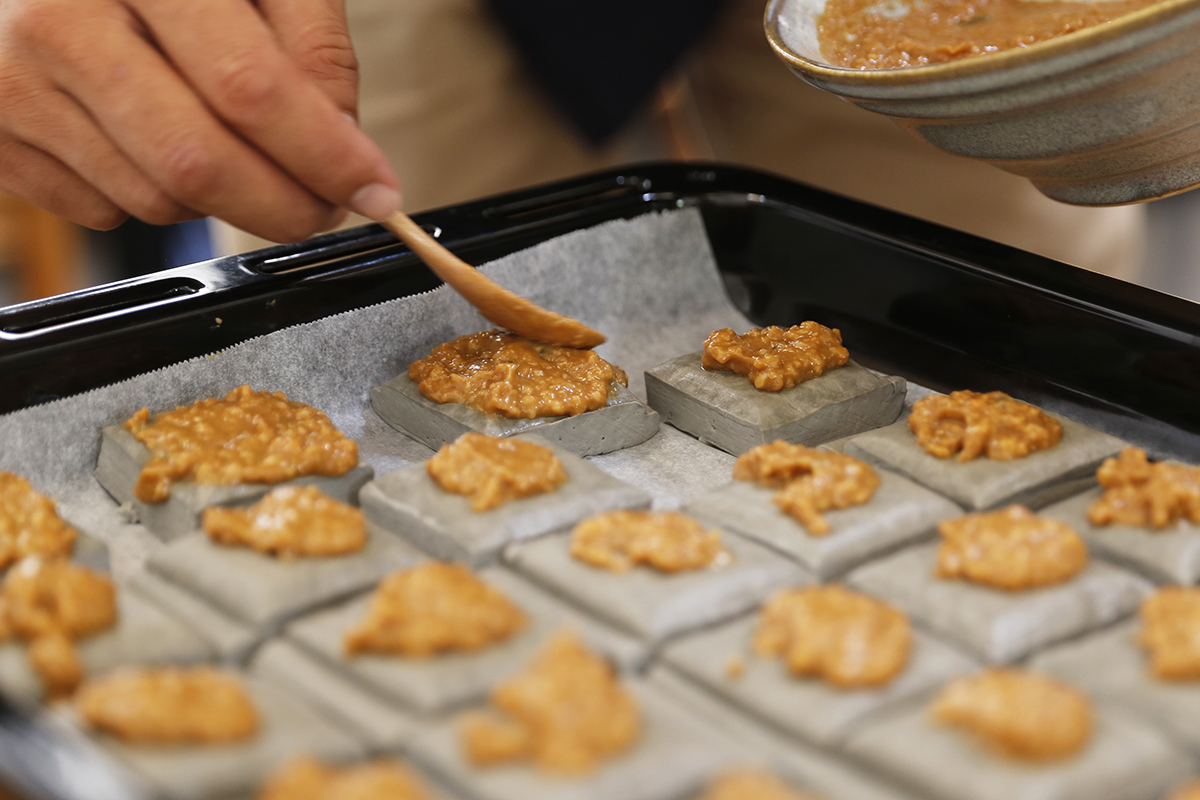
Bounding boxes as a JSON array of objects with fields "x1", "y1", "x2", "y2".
[{"x1": 765, "y1": 0, "x2": 1200, "y2": 204}]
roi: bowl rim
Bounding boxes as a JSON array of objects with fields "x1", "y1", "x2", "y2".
[{"x1": 766, "y1": 0, "x2": 1200, "y2": 85}]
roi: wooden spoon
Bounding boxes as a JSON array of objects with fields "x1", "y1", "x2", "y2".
[{"x1": 384, "y1": 210, "x2": 606, "y2": 349}]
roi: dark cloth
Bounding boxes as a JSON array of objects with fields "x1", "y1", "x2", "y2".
[{"x1": 483, "y1": 1, "x2": 730, "y2": 145}]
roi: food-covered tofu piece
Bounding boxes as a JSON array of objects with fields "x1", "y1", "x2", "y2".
[
  {"x1": 96, "y1": 386, "x2": 373, "y2": 542},
  {"x1": 359, "y1": 434, "x2": 650, "y2": 566},
  {"x1": 504, "y1": 512, "x2": 807, "y2": 645},
  {"x1": 696, "y1": 770, "x2": 822, "y2": 800},
  {"x1": 426, "y1": 433, "x2": 567, "y2": 512},
  {"x1": 846, "y1": 542, "x2": 1149, "y2": 662},
  {"x1": 0, "y1": 472, "x2": 76, "y2": 568},
  {"x1": 203, "y1": 486, "x2": 367, "y2": 558},
  {"x1": 1138, "y1": 587, "x2": 1200, "y2": 681},
  {"x1": 372, "y1": 331, "x2": 659, "y2": 457},
  {"x1": 257, "y1": 755, "x2": 435, "y2": 800},
  {"x1": 645, "y1": 330, "x2": 905, "y2": 457},
  {"x1": 908, "y1": 391, "x2": 1062, "y2": 463},
  {"x1": 845, "y1": 400, "x2": 1124, "y2": 511},
  {"x1": 1088, "y1": 447, "x2": 1200, "y2": 529},
  {"x1": 569, "y1": 510, "x2": 728, "y2": 574}
]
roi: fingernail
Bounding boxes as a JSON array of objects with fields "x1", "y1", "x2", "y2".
[{"x1": 348, "y1": 183, "x2": 400, "y2": 221}]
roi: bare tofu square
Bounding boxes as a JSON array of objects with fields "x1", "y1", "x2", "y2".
[
  {"x1": 644, "y1": 354, "x2": 905, "y2": 456},
  {"x1": 68, "y1": 676, "x2": 366, "y2": 800},
  {"x1": 0, "y1": 586, "x2": 213, "y2": 705},
  {"x1": 94, "y1": 424, "x2": 374, "y2": 542},
  {"x1": 660, "y1": 611, "x2": 978, "y2": 747},
  {"x1": 843, "y1": 699, "x2": 1191, "y2": 800},
  {"x1": 684, "y1": 469, "x2": 959, "y2": 579},
  {"x1": 146, "y1": 525, "x2": 421, "y2": 629},
  {"x1": 845, "y1": 543, "x2": 1150, "y2": 663},
  {"x1": 249, "y1": 639, "x2": 418, "y2": 752},
  {"x1": 1032, "y1": 620, "x2": 1200, "y2": 755},
  {"x1": 844, "y1": 414, "x2": 1124, "y2": 511},
  {"x1": 404, "y1": 681, "x2": 739, "y2": 800},
  {"x1": 359, "y1": 436, "x2": 651, "y2": 566},
  {"x1": 1043, "y1": 488, "x2": 1200, "y2": 585},
  {"x1": 283, "y1": 566, "x2": 644, "y2": 716},
  {"x1": 370, "y1": 374, "x2": 660, "y2": 457},
  {"x1": 502, "y1": 529, "x2": 808, "y2": 645},
  {"x1": 124, "y1": 571, "x2": 258, "y2": 661}
]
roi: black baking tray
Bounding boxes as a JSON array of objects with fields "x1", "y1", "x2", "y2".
[{"x1": 2, "y1": 161, "x2": 1200, "y2": 799}]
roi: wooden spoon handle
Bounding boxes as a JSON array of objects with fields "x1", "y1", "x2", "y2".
[{"x1": 384, "y1": 211, "x2": 605, "y2": 349}]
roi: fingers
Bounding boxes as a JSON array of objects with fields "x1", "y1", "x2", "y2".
[
  {"x1": 0, "y1": 135, "x2": 127, "y2": 230},
  {"x1": 256, "y1": 0, "x2": 359, "y2": 118},
  {"x1": 24, "y1": 0, "x2": 346, "y2": 241},
  {"x1": 133, "y1": 0, "x2": 400, "y2": 221}
]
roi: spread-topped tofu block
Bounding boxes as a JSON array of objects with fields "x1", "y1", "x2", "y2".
[
  {"x1": 846, "y1": 542, "x2": 1150, "y2": 662},
  {"x1": 645, "y1": 353, "x2": 906, "y2": 456},
  {"x1": 371, "y1": 330, "x2": 660, "y2": 457},
  {"x1": 1033, "y1": 620, "x2": 1200, "y2": 755},
  {"x1": 404, "y1": 677, "x2": 740, "y2": 800},
  {"x1": 359, "y1": 434, "x2": 652, "y2": 565},
  {"x1": 65, "y1": 672, "x2": 366, "y2": 800},
  {"x1": 660, "y1": 604, "x2": 978, "y2": 747},
  {"x1": 844, "y1": 409, "x2": 1124, "y2": 511},
  {"x1": 685, "y1": 467, "x2": 958, "y2": 580},
  {"x1": 503, "y1": 513, "x2": 808, "y2": 644},
  {"x1": 283, "y1": 565, "x2": 643, "y2": 716},
  {"x1": 96, "y1": 424, "x2": 373, "y2": 543},
  {"x1": 843, "y1": 697, "x2": 1191, "y2": 800},
  {"x1": 145, "y1": 522, "x2": 422, "y2": 631}
]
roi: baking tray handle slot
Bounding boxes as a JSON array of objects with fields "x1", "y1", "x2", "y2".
[
  {"x1": 0, "y1": 277, "x2": 203, "y2": 335},
  {"x1": 482, "y1": 175, "x2": 651, "y2": 221}
]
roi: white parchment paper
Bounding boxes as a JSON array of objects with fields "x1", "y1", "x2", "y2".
[{"x1": 0, "y1": 209, "x2": 753, "y2": 579}]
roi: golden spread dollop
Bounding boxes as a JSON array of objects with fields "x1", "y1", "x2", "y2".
[
  {"x1": 408, "y1": 330, "x2": 628, "y2": 419},
  {"x1": 343, "y1": 562, "x2": 526, "y2": 657},
  {"x1": 459, "y1": 632, "x2": 639, "y2": 774},
  {"x1": 569, "y1": 510, "x2": 727, "y2": 573},
  {"x1": 935, "y1": 505, "x2": 1088, "y2": 590},
  {"x1": 1088, "y1": 447, "x2": 1200, "y2": 529},
  {"x1": 700, "y1": 770, "x2": 822, "y2": 800},
  {"x1": 819, "y1": 0, "x2": 1161, "y2": 70},
  {"x1": 0, "y1": 557, "x2": 117, "y2": 697},
  {"x1": 426, "y1": 433, "x2": 567, "y2": 512},
  {"x1": 125, "y1": 385, "x2": 358, "y2": 504},
  {"x1": 931, "y1": 669, "x2": 1093, "y2": 760},
  {"x1": 1167, "y1": 780, "x2": 1200, "y2": 800},
  {"x1": 702, "y1": 323, "x2": 849, "y2": 392},
  {"x1": 77, "y1": 666, "x2": 259, "y2": 744},
  {"x1": 202, "y1": 486, "x2": 367, "y2": 558},
  {"x1": 753, "y1": 585, "x2": 911, "y2": 688},
  {"x1": 1138, "y1": 587, "x2": 1200, "y2": 681},
  {"x1": 908, "y1": 390, "x2": 1062, "y2": 462},
  {"x1": 0, "y1": 472, "x2": 76, "y2": 569},
  {"x1": 258, "y1": 755, "x2": 433, "y2": 800},
  {"x1": 733, "y1": 441, "x2": 879, "y2": 534}
]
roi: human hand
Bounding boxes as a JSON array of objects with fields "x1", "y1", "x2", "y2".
[{"x1": 0, "y1": 0, "x2": 399, "y2": 242}]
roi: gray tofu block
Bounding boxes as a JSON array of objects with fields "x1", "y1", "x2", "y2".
[
  {"x1": 660, "y1": 612, "x2": 979, "y2": 747},
  {"x1": 146, "y1": 524, "x2": 422, "y2": 627},
  {"x1": 845, "y1": 543, "x2": 1151, "y2": 663},
  {"x1": 844, "y1": 414, "x2": 1124, "y2": 511},
  {"x1": 503, "y1": 530, "x2": 809, "y2": 644},
  {"x1": 684, "y1": 469, "x2": 959, "y2": 580},
  {"x1": 405, "y1": 680, "x2": 739, "y2": 800},
  {"x1": 647, "y1": 667, "x2": 924, "y2": 800},
  {"x1": 74, "y1": 676, "x2": 366, "y2": 800},
  {"x1": 0, "y1": 586, "x2": 214, "y2": 705},
  {"x1": 95, "y1": 424, "x2": 374, "y2": 542},
  {"x1": 284, "y1": 566, "x2": 646, "y2": 716},
  {"x1": 249, "y1": 639, "x2": 417, "y2": 752},
  {"x1": 125, "y1": 570, "x2": 258, "y2": 661},
  {"x1": 1043, "y1": 488, "x2": 1200, "y2": 585},
  {"x1": 359, "y1": 436, "x2": 652, "y2": 566},
  {"x1": 370, "y1": 374, "x2": 660, "y2": 457},
  {"x1": 644, "y1": 354, "x2": 906, "y2": 457},
  {"x1": 843, "y1": 699, "x2": 1192, "y2": 800},
  {"x1": 1032, "y1": 620, "x2": 1200, "y2": 754}
]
